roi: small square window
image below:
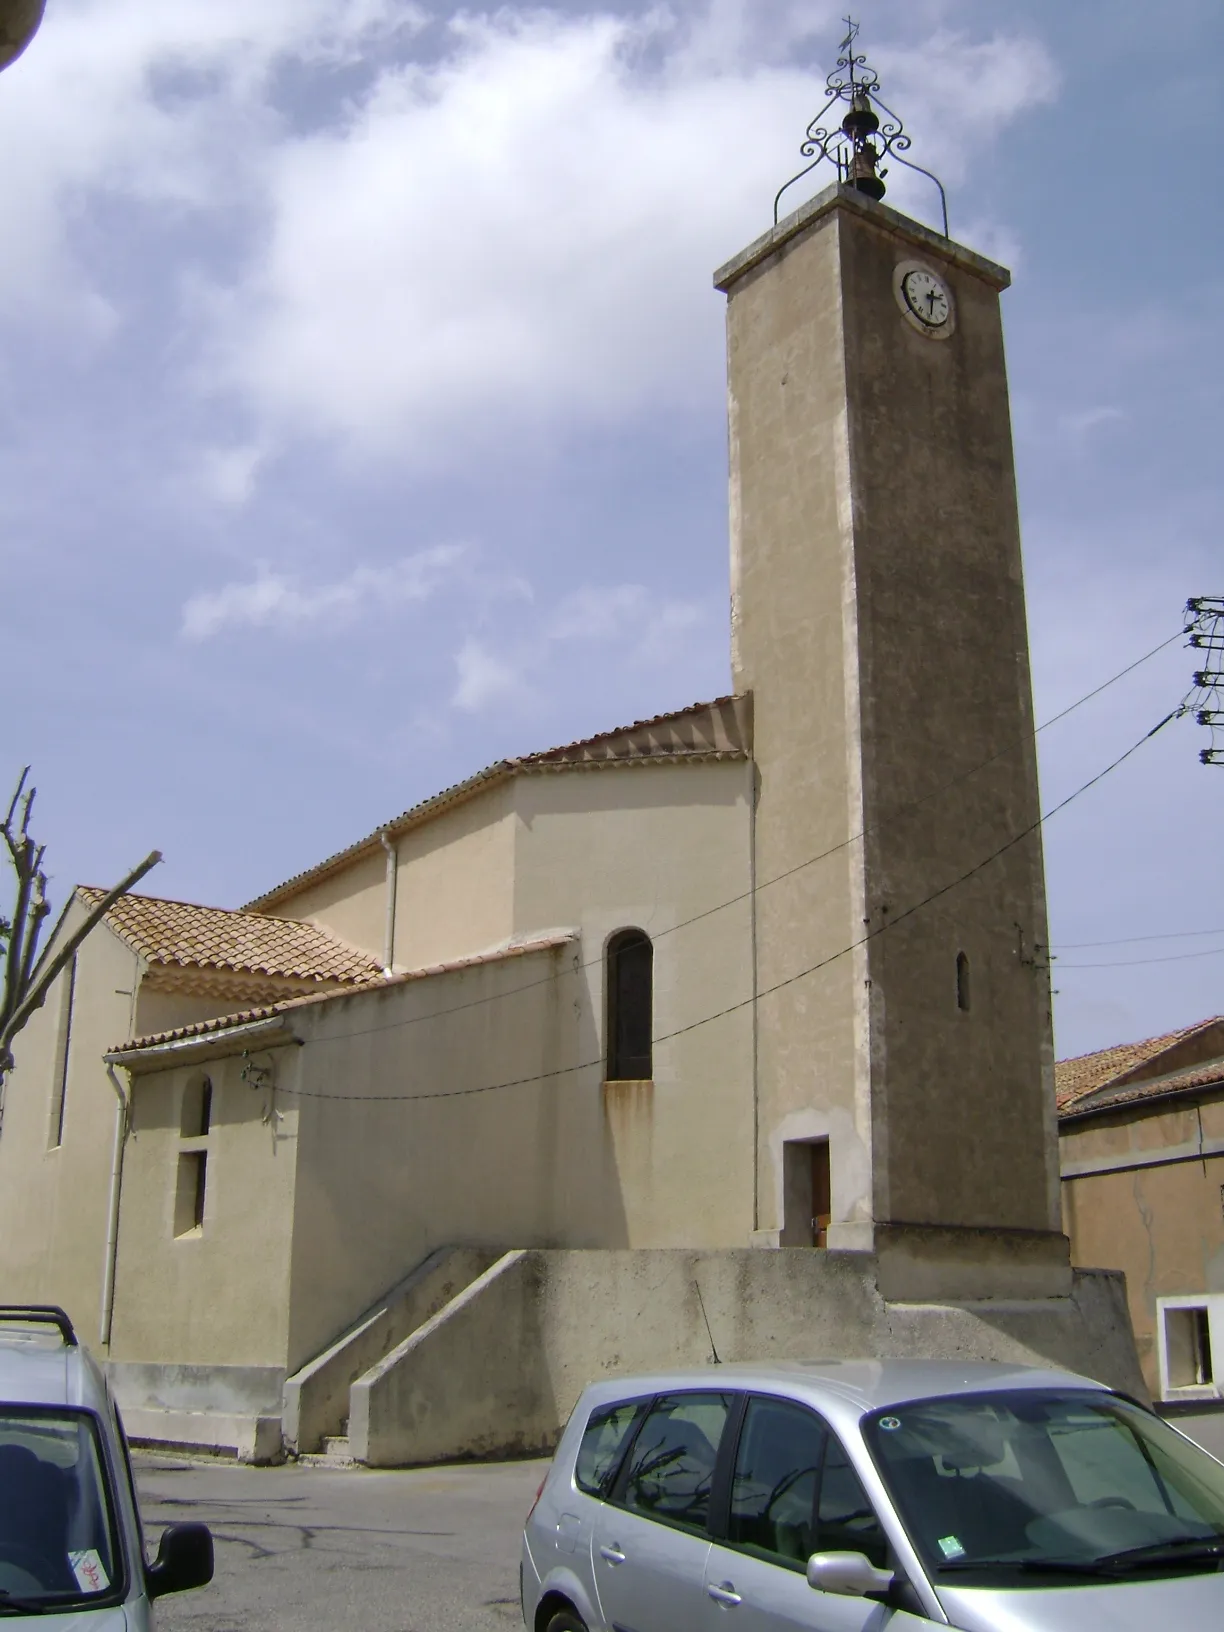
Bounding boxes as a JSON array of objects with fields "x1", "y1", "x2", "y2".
[{"x1": 1164, "y1": 1305, "x2": 1213, "y2": 1389}]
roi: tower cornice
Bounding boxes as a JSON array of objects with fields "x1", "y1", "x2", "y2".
[{"x1": 713, "y1": 182, "x2": 1010, "y2": 296}]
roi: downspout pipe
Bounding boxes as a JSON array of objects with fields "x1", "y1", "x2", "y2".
[
  {"x1": 100, "y1": 1064, "x2": 129, "y2": 1348},
  {"x1": 379, "y1": 831, "x2": 397, "y2": 975}
]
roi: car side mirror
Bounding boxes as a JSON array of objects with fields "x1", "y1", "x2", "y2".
[
  {"x1": 807, "y1": 1550, "x2": 895, "y2": 1598},
  {"x1": 147, "y1": 1522, "x2": 214, "y2": 1598}
]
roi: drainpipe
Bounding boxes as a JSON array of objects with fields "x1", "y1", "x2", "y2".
[
  {"x1": 100, "y1": 1064, "x2": 130, "y2": 1348},
  {"x1": 379, "y1": 831, "x2": 397, "y2": 975}
]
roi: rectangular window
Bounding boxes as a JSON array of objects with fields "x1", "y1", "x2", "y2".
[
  {"x1": 173, "y1": 1152, "x2": 207, "y2": 1237},
  {"x1": 48, "y1": 957, "x2": 77, "y2": 1149},
  {"x1": 1165, "y1": 1305, "x2": 1214, "y2": 1389}
]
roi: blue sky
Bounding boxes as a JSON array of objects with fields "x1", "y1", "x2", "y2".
[{"x1": 1, "y1": 0, "x2": 1220, "y2": 1061}]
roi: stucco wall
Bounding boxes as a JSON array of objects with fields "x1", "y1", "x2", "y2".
[
  {"x1": 391, "y1": 783, "x2": 516, "y2": 970},
  {"x1": 108, "y1": 1047, "x2": 300, "y2": 1368},
  {"x1": 269, "y1": 785, "x2": 518, "y2": 973},
  {"x1": 1061, "y1": 1096, "x2": 1224, "y2": 1393},
  {"x1": 0, "y1": 904, "x2": 139, "y2": 1344},
  {"x1": 511, "y1": 763, "x2": 755, "y2": 1247},
  {"x1": 268, "y1": 847, "x2": 386, "y2": 958},
  {"x1": 284, "y1": 940, "x2": 585, "y2": 1373}
]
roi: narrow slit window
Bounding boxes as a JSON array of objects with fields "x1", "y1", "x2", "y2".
[
  {"x1": 956, "y1": 950, "x2": 971, "y2": 1013},
  {"x1": 606, "y1": 929, "x2": 653, "y2": 1081},
  {"x1": 174, "y1": 1152, "x2": 207, "y2": 1237},
  {"x1": 48, "y1": 956, "x2": 77, "y2": 1149}
]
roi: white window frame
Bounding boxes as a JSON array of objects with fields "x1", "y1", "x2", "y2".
[{"x1": 1156, "y1": 1294, "x2": 1224, "y2": 1401}]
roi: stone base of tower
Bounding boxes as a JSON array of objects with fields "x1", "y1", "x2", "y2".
[
  {"x1": 875, "y1": 1224, "x2": 1073, "y2": 1304},
  {"x1": 342, "y1": 1246, "x2": 1144, "y2": 1466}
]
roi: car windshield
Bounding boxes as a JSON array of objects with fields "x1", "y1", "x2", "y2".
[
  {"x1": 0, "y1": 1409, "x2": 122, "y2": 1611},
  {"x1": 864, "y1": 1389, "x2": 1224, "y2": 1589}
]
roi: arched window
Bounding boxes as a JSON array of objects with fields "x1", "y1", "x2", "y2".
[
  {"x1": 180, "y1": 1074, "x2": 213, "y2": 1138},
  {"x1": 606, "y1": 929, "x2": 653, "y2": 1081},
  {"x1": 956, "y1": 951, "x2": 971, "y2": 1013}
]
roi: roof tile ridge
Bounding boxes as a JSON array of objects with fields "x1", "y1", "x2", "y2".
[
  {"x1": 1056, "y1": 1016, "x2": 1218, "y2": 1077},
  {"x1": 1060, "y1": 1056, "x2": 1224, "y2": 1121},
  {"x1": 243, "y1": 695, "x2": 750, "y2": 911},
  {"x1": 1093, "y1": 1015, "x2": 1224, "y2": 1091}
]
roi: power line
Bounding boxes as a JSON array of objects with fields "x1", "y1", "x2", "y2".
[
  {"x1": 285, "y1": 626, "x2": 1190, "y2": 1054},
  {"x1": 269, "y1": 704, "x2": 1183, "y2": 1103},
  {"x1": 1053, "y1": 926, "x2": 1224, "y2": 951},
  {"x1": 1055, "y1": 945, "x2": 1224, "y2": 972}
]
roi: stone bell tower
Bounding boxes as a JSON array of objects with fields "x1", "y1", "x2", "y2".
[{"x1": 717, "y1": 36, "x2": 1067, "y2": 1300}]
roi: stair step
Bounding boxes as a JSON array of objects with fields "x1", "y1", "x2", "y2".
[{"x1": 318, "y1": 1435, "x2": 354, "y2": 1464}]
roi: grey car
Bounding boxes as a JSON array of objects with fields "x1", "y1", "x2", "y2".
[{"x1": 520, "y1": 1358, "x2": 1224, "y2": 1631}]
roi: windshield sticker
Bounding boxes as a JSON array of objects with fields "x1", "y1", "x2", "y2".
[
  {"x1": 68, "y1": 1550, "x2": 109, "y2": 1593},
  {"x1": 937, "y1": 1536, "x2": 966, "y2": 1560},
  {"x1": 878, "y1": 1416, "x2": 902, "y2": 1431}
]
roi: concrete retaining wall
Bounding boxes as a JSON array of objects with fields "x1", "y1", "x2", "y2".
[{"x1": 351, "y1": 1247, "x2": 1146, "y2": 1467}]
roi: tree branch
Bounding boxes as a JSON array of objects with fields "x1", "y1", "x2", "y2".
[{"x1": 1, "y1": 849, "x2": 162, "y2": 1060}]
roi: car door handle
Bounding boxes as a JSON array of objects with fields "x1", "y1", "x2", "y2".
[
  {"x1": 707, "y1": 1581, "x2": 742, "y2": 1606},
  {"x1": 599, "y1": 1544, "x2": 626, "y2": 1565}
]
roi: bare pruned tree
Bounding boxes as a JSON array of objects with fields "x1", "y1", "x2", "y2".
[{"x1": 0, "y1": 768, "x2": 161, "y2": 1124}]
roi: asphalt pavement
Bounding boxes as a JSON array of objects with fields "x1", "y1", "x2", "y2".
[{"x1": 134, "y1": 1450, "x2": 548, "y2": 1632}]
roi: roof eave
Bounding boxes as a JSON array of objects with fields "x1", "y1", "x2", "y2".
[
  {"x1": 1059, "y1": 1073, "x2": 1224, "y2": 1126},
  {"x1": 106, "y1": 1016, "x2": 301, "y2": 1075}
]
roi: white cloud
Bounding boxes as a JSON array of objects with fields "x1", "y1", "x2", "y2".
[
  {"x1": 0, "y1": 0, "x2": 415, "y2": 326},
  {"x1": 0, "y1": 3, "x2": 1054, "y2": 460},
  {"x1": 197, "y1": 441, "x2": 269, "y2": 506},
  {"x1": 181, "y1": 544, "x2": 464, "y2": 639},
  {"x1": 452, "y1": 578, "x2": 716, "y2": 713},
  {"x1": 217, "y1": 10, "x2": 1052, "y2": 460},
  {"x1": 452, "y1": 637, "x2": 532, "y2": 712}
]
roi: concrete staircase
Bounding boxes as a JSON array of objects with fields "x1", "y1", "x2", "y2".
[{"x1": 281, "y1": 1246, "x2": 498, "y2": 1457}]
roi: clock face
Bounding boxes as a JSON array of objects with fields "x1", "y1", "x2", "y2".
[{"x1": 893, "y1": 260, "x2": 956, "y2": 339}]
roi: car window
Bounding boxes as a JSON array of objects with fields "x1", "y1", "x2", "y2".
[
  {"x1": 575, "y1": 1399, "x2": 649, "y2": 1498},
  {"x1": 0, "y1": 1408, "x2": 122, "y2": 1607},
  {"x1": 728, "y1": 1396, "x2": 826, "y2": 1567},
  {"x1": 817, "y1": 1437, "x2": 889, "y2": 1569},
  {"x1": 617, "y1": 1393, "x2": 733, "y2": 1535},
  {"x1": 865, "y1": 1388, "x2": 1224, "y2": 1587},
  {"x1": 1047, "y1": 1411, "x2": 1199, "y2": 1521}
]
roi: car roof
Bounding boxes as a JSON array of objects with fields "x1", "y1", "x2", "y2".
[
  {"x1": 574, "y1": 1358, "x2": 1110, "y2": 1434},
  {"x1": 0, "y1": 1321, "x2": 109, "y2": 1414}
]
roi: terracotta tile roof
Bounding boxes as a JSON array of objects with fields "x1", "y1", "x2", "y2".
[
  {"x1": 80, "y1": 887, "x2": 382, "y2": 987},
  {"x1": 1056, "y1": 1015, "x2": 1224, "y2": 1120},
  {"x1": 246, "y1": 695, "x2": 751, "y2": 911},
  {"x1": 106, "y1": 933, "x2": 578, "y2": 1059}
]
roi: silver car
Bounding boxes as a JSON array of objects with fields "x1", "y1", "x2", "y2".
[
  {"x1": 521, "y1": 1358, "x2": 1224, "y2": 1631},
  {"x1": 0, "y1": 1304, "x2": 213, "y2": 1628}
]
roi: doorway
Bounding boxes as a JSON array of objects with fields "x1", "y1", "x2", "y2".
[{"x1": 781, "y1": 1139, "x2": 831, "y2": 1247}]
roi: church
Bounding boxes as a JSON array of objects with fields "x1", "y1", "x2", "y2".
[{"x1": 0, "y1": 53, "x2": 1145, "y2": 1462}]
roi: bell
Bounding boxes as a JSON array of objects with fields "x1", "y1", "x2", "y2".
[
  {"x1": 841, "y1": 89, "x2": 880, "y2": 140},
  {"x1": 847, "y1": 142, "x2": 886, "y2": 202}
]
